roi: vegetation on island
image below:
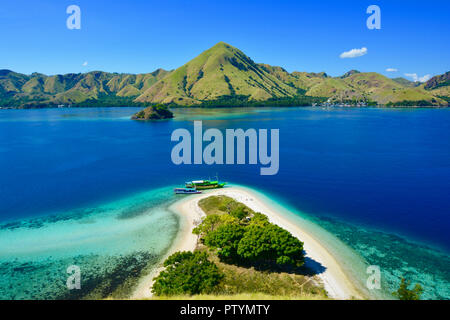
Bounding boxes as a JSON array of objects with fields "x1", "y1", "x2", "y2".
[
  {"x1": 151, "y1": 196, "x2": 327, "y2": 299},
  {"x1": 152, "y1": 251, "x2": 223, "y2": 296},
  {"x1": 131, "y1": 104, "x2": 173, "y2": 120},
  {"x1": 1, "y1": 43, "x2": 449, "y2": 109},
  {"x1": 195, "y1": 196, "x2": 304, "y2": 268},
  {"x1": 393, "y1": 278, "x2": 424, "y2": 300}
]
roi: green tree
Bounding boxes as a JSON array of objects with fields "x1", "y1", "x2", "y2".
[
  {"x1": 249, "y1": 212, "x2": 269, "y2": 225},
  {"x1": 393, "y1": 278, "x2": 424, "y2": 300},
  {"x1": 193, "y1": 214, "x2": 222, "y2": 236},
  {"x1": 204, "y1": 224, "x2": 246, "y2": 261},
  {"x1": 152, "y1": 104, "x2": 174, "y2": 118},
  {"x1": 237, "y1": 224, "x2": 305, "y2": 267},
  {"x1": 152, "y1": 251, "x2": 223, "y2": 296},
  {"x1": 193, "y1": 214, "x2": 239, "y2": 236},
  {"x1": 230, "y1": 204, "x2": 250, "y2": 220}
]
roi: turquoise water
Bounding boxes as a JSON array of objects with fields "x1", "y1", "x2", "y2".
[
  {"x1": 0, "y1": 186, "x2": 179, "y2": 299},
  {"x1": 311, "y1": 214, "x2": 450, "y2": 300},
  {"x1": 0, "y1": 107, "x2": 449, "y2": 299},
  {"x1": 243, "y1": 185, "x2": 449, "y2": 300}
]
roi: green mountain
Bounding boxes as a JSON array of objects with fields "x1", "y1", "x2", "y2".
[
  {"x1": 135, "y1": 42, "x2": 299, "y2": 105},
  {"x1": 0, "y1": 69, "x2": 169, "y2": 108},
  {"x1": 326, "y1": 72, "x2": 444, "y2": 105},
  {"x1": 134, "y1": 42, "x2": 448, "y2": 107},
  {"x1": 1, "y1": 42, "x2": 448, "y2": 108}
]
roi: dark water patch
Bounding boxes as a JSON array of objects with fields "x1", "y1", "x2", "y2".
[
  {"x1": 0, "y1": 207, "x2": 107, "y2": 231},
  {"x1": 57, "y1": 251, "x2": 158, "y2": 300},
  {"x1": 117, "y1": 200, "x2": 169, "y2": 220},
  {"x1": 0, "y1": 250, "x2": 160, "y2": 300},
  {"x1": 114, "y1": 188, "x2": 176, "y2": 220}
]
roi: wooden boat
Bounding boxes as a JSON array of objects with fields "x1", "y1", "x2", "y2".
[
  {"x1": 174, "y1": 187, "x2": 202, "y2": 194},
  {"x1": 185, "y1": 180, "x2": 226, "y2": 190}
]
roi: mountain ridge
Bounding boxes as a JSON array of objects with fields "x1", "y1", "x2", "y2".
[{"x1": 1, "y1": 42, "x2": 448, "y2": 108}]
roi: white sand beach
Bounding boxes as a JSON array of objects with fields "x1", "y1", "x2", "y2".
[
  {"x1": 132, "y1": 186, "x2": 363, "y2": 300},
  {"x1": 130, "y1": 194, "x2": 204, "y2": 299}
]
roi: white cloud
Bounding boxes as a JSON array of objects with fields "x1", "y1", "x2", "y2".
[
  {"x1": 82, "y1": 61, "x2": 88, "y2": 67},
  {"x1": 404, "y1": 73, "x2": 431, "y2": 83},
  {"x1": 386, "y1": 68, "x2": 398, "y2": 72},
  {"x1": 419, "y1": 74, "x2": 431, "y2": 82},
  {"x1": 339, "y1": 47, "x2": 368, "y2": 59}
]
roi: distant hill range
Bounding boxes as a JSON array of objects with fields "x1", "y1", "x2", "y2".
[{"x1": 1, "y1": 42, "x2": 448, "y2": 108}]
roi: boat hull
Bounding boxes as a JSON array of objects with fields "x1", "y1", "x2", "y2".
[
  {"x1": 174, "y1": 188, "x2": 202, "y2": 194},
  {"x1": 188, "y1": 184, "x2": 225, "y2": 190}
]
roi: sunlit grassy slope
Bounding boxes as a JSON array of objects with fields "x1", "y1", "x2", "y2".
[{"x1": 1, "y1": 44, "x2": 448, "y2": 107}]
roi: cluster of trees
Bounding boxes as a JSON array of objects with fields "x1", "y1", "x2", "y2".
[
  {"x1": 1, "y1": 94, "x2": 151, "y2": 109},
  {"x1": 194, "y1": 196, "x2": 305, "y2": 268},
  {"x1": 151, "y1": 251, "x2": 223, "y2": 296},
  {"x1": 69, "y1": 95, "x2": 150, "y2": 108},
  {"x1": 385, "y1": 100, "x2": 436, "y2": 107},
  {"x1": 152, "y1": 104, "x2": 174, "y2": 118},
  {"x1": 0, "y1": 95, "x2": 46, "y2": 108},
  {"x1": 132, "y1": 104, "x2": 174, "y2": 120},
  {"x1": 168, "y1": 94, "x2": 325, "y2": 108},
  {"x1": 151, "y1": 196, "x2": 305, "y2": 297}
]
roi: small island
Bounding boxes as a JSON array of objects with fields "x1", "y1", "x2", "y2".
[
  {"x1": 131, "y1": 104, "x2": 174, "y2": 120},
  {"x1": 150, "y1": 195, "x2": 327, "y2": 300}
]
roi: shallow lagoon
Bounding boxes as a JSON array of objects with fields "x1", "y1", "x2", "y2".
[{"x1": 0, "y1": 187, "x2": 179, "y2": 299}]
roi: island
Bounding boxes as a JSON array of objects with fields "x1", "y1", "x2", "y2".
[
  {"x1": 131, "y1": 104, "x2": 174, "y2": 120},
  {"x1": 131, "y1": 186, "x2": 364, "y2": 300}
]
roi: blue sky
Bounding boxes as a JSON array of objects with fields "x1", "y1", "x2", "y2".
[{"x1": 0, "y1": 0, "x2": 449, "y2": 80}]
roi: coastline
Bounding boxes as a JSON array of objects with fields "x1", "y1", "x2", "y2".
[
  {"x1": 132, "y1": 186, "x2": 364, "y2": 300},
  {"x1": 130, "y1": 192, "x2": 205, "y2": 299}
]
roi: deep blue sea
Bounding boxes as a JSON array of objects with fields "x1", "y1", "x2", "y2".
[{"x1": 0, "y1": 107, "x2": 449, "y2": 299}]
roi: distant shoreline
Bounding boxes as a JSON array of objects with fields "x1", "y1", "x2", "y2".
[
  {"x1": 132, "y1": 186, "x2": 366, "y2": 300},
  {"x1": 1, "y1": 104, "x2": 448, "y2": 111}
]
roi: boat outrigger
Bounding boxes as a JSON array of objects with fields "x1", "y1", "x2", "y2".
[
  {"x1": 174, "y1": 187, "x2": 202, "y2": 195},
  {"x1": 185, "y1": 179, "x2": 226, "y2": 190}
]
